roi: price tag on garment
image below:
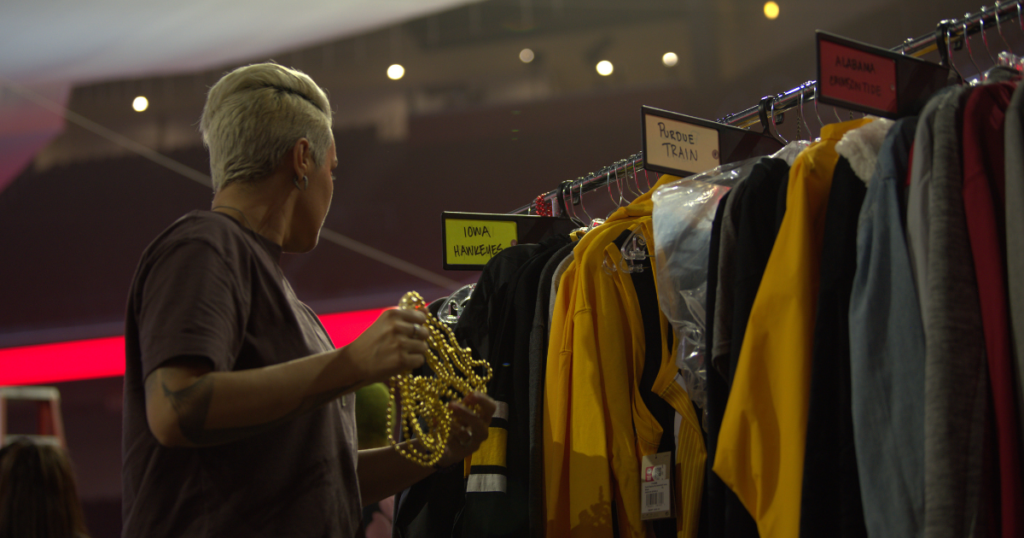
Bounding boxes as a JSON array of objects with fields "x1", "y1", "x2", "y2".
[
  {"x1": 642, "y1": 110, "x2": 721, "y2": 177},
  {"x1": 640, "y1": 452, "x2": 673, "y2": 520},
  {"x1": 817, "y1": 33, "x2": 898, "y2": 115},
  {"x1": 443, "y1": 218, "x2": 518, "y2": 267}
]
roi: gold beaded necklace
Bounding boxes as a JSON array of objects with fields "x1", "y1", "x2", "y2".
[{"x1": 387, "y1": 291, "x2": 492, "y2": 467}]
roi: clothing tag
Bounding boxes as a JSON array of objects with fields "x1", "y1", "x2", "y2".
[{"x1": 640, "y1": 452, "x2": 673, "y2": 520}]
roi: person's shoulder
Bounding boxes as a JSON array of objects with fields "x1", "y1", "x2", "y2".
[
  {"x1": 141, "y1": 210, "x2": 255, "y2": 265},
  {"x1": 157, "y1": 210, "x2": 251, "y2": 246}
]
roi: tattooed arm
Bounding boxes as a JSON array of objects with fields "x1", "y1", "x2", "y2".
[{"x1": 144, "y1": 308, "x2": 429, "y2": 448}]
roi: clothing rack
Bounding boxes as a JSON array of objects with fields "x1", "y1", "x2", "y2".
[{"x1": 511, "y1": 1, "x2": 1024, "y2": 217}]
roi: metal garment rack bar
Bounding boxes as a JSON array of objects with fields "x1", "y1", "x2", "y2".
[{"x1": 511, "y1": 1, "x2": 1023, "y2": 216}]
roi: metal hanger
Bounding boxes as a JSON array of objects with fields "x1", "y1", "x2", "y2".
[{"x1": 770, "y1": 97, "x2": 789, "y2": 143}]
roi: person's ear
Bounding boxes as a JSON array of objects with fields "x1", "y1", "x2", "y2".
[{"x1": 289, "y1": 138, "x2": 312, "y2": 179}]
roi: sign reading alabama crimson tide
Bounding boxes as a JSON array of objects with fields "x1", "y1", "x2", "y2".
[{"x1": 818, "y1": 37, "x2": 898, "y2": 115}]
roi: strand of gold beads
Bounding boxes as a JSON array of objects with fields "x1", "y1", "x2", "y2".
[{"x1": 387, "y1": 291, "x2": 492, "y2": 467}]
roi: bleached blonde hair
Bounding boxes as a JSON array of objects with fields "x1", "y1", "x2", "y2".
[{"x1": 200, "y1": 63, "x2": 333, "y2": 191}]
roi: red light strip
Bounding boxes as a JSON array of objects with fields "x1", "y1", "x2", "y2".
[{"x1": 0, "y1": 307, "x2": 390, "y2": 386}]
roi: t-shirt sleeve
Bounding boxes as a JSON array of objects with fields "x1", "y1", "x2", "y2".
[{"x1": 136, "y1": 239, "x2": 249, "y2": 380}]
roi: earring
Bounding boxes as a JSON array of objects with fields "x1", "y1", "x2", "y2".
[{"x1": 292, "y1": 175, "x2": 308, "y2": 191}]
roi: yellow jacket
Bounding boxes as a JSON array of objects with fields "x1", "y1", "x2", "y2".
[
  {"x1": 713, "y1": 118, "x2": 873, "y2": 538},
  {"x1": 545, "y1": 174, "x2": 706, "y2": 538}
]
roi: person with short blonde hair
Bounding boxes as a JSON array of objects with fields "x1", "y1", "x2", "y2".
[
  {"x1": 200, "y1": 63, "x2": 334, "y2": 191},
  {"x1": 122, "y1": 63, "x2": 495, "y2": 537}
]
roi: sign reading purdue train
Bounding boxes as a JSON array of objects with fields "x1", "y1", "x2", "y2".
[
  {"x1": 642, "y1": 108, "x2": 721, "y2": 177},
  {"x1": 640, "y1": 106, "x2": 784, "y2": 179}
]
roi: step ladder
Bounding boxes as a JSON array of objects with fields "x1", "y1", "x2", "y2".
[{"x1": 0, "y1": 386, "x2": 66, "y2": 448}]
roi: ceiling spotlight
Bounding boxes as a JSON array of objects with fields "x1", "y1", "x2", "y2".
[
  {"x1": 387, "y1": 64, "x2": 405, "y2": 80},
  {"x1": 520, "y1": 48, "x2": 535, "y2": 63},
  {"x1": 662, "y1": 52, "x2": 679, "y2": 67},
  {"x1": 764, "y1": 1, "x2": 780, "y2": 20},
  {"x1": 596, "y1": 60, "x2": 614, "y2": 76},
  {"x1": 132, "y1": 96, "x2": 148, "y2": 112}
]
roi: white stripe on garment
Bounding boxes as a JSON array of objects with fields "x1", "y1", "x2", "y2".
[
  {"x1": 493, "y1": 401, "x2": 509, "y2": 421},
  {"x1": 466, "y1": 474, "x2": 507, "y2": 493}
]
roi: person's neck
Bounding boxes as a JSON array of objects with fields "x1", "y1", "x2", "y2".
[{"x1": 211, "y1": 177, "x2": 296, "y2": 249}]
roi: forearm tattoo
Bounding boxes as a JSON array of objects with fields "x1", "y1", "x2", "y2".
[{"x1": 155, "y1": 372, "x2": 361, "y2": 446}]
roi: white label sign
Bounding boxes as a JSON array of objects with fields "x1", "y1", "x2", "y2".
[{"x1": 644, "y1": 113, "x2": 721, "y2": 176}]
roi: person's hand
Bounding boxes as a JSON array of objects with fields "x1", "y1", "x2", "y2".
[
  {"x1": 341, "y1": 308, "x2": 429, "y2": 385},
  {"x1": 435, "y1": 392, "x2": 497, "y2": 468}
]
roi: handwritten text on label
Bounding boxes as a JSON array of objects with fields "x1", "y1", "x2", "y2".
[
  {"x1": 444, "y1": 219, "x2": 518, "y2": 266},
  {"x1": 644, "y1": 114, "x2": 720, "y2": 176},
  {"x1": 819, "y1": 39, "x2": 897, "y2": 113}
]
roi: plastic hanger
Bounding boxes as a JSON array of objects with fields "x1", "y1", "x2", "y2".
[
  {"x1": 979, "y1": 6, "x2": 999, "y2": 65},
  {"x1": 798, "y1": 82, "x2": 814, "y2": 140},
  {"x1": 631, "y1": 158, "x2": 646, "y2": 195},
  {"x1": 577, "y1": 178, "x2": 605, "y2": 231},
  {"x1": 943, "y1": 21, "x2": 966, "y2": 81},
  {"x1": 994, "y1": 3, "x2": 1014, "y2": 52},
  {"x1": 606, "y1": 169, "x2": 623, "y2": 208},
  {"x1": 562, "y1": 180, "x2": 585, "y2": 228},
  {"x1": 614, "y1": 160, "x2": 630, "y2": 202},
  {"x1": 813, "y1": 83, "x2": 828, "y2": 130},
  {"x1": 963, "y1": 15, "x2": 986, "y2": 78}
]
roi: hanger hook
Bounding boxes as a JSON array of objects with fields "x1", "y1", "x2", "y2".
[
  {"x1": 942, "y1": 21, "x2": 965, "y2": 81},
  {"x1": 602, "y1": 170, "x2": 618, "y2": 208},
  {"x1": 563, "y1": 181, "x2": 579, "y2": 226},
  {"x1": 813, "y1": 83, "x2": 827, "y2": 130},
  {"x1": 964, "y1": 14, "x2": 985, "y2": 76},
  {"x1": 622, "y1": 160, "x2": 641, "y2": 198},
  {"x1": 1017, "y1": 1, "x2": 1024, "y2": 56},
  {"x1": 642, "y1": 166, "x2": 652, "y2": 191},
  {"x1": 631, "y1": 157, "x2": 645, "y2": 195},
  {"x1": 979, "y1": 7, "x2": 999, "y2": 64},
  {"x1": 769, "y1": 96, "x2": 789, "y2": 143},
  {"x1": 576, "y1": 178, "x2": 594, "y2": 223},
  {"x1": 995, "y1": 3, "x2": 1013, "y2": 52},
  {"x1": 614, "y1": 162, "x2": 631, "y2": 203},
  {"x1": 798, "y1": 82, "x2": 813, "y2": 140},
  {"x1": 606, "y1": 170, "x2": 620, "y2": 207}
]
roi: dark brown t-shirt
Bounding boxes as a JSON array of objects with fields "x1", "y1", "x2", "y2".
[{"x1": 122, "y1": 211, "x2": 360, "y2": 538}]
